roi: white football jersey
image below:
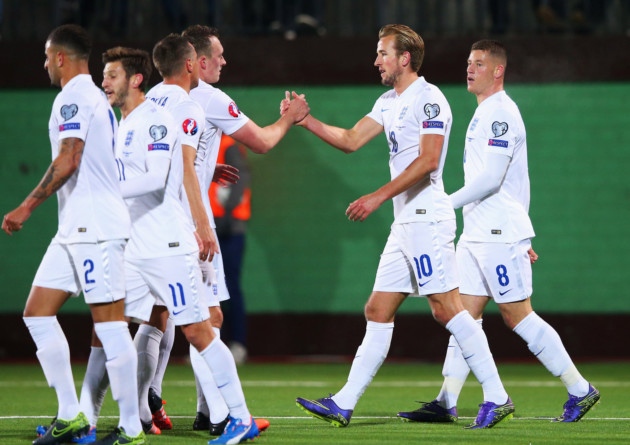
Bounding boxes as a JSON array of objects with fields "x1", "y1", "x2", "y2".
[
  {"x1": 367, "y1": 77, "x2": 455, "y2": 224},
  {"x1": 459, "y1": 90, "x2": 535, "y2": 242},
  {"x1": 146, "y1": 82, "x2": 206, "y2": 225},
  {"x1": 190, "y1": 79, "x2": 249, "y2": 227},
  {"x1": 49, "y1": 74, "x2": 130, "y2": 243},
  {"x1": 115, "y1": 100, "x2": 198, "y2": 259}
]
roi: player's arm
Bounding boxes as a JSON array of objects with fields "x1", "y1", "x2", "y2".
[
  {"x1": 120, "y1": 155, "x2": 171, "y2": 198},
  {"x1": 346, "y1": 133, "x2": 443, "y2": 222},
  {"x1": 449, "y1": 152, "x2": 510, "y2": 209},
  {"x1": 301, "y1": 114, "x2": 382, "y2": 154},
  {"x1": 2, "y1": 137, "x2": 84, "y2": 235},
  {"x1": 182, "y1": 144, "x2": 218, "y2": 260},
  {"x1": 230, "y1": 92, "x2": 309, "y2": 154},
  {"x1": 279, "y1": 91, "x2": 381, "y2": 153}
]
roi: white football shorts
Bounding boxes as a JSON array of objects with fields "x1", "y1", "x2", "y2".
[
  {"x1": 456, "y1": 238, "x2": 532, "y2": 303},
  {"x1": 33, "y1": 239, "x2": 126, "y2": 304},
  {"x1": 373, "y1": 220, "x2": 459, "y2": 297},
  {"x1": 124, "y1": 253, "x2": 210, "y2": 325}
]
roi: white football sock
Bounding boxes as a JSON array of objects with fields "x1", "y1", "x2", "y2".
[
  {"x1": 447, "y1": 311, "x2": 508, "y2": 404},
  {"x1": 150, "y1": 316, "x2": 175, "y2": 397},
  {"x1": 190, "y1": 339, "x2": 229, "y2": 423},
  {"x1": 134, "y1": 324, "x2": 163, "y2": 423},
  {"x1": 24, "y1": 316, "x2": 80, "y2": 420},
  {"x1": 436, "y1": 319, "x2": 482, "y2": 409},
  {"x1": 95, "y1": 321, "x2": 142, "y2": 437},
  {"x1": 194, "y1": 375, "x2": 209, "y2": 417},
  {"x1": 332, "y1": 321, "x2": 393, "y2": 410},
  {"x1": 514, "y1": 311, "x2": 589, "y2": 396},
  {"x1": 198, "y1": 337, "x2": 250, "y2": 425},
  {"x1": 79, "y1": 346, "x2": 109, "y2": 427}
]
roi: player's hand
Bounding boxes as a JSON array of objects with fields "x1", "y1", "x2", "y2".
[
  {"x1": 195, "y1": 222, "x2": 219, "y2": 262},
  {"x1": 528, "y1": 247, "x2": 538, "y2": 264},
  {"x1": 285, "y1": 91, "x2": 310, "y2": 126},
  {"x1": 213, "y1": 163, "x2": 239, "y2": 186},
  {"x1": 2, "y1": 206, "x2": 31, "y2": 235},
  {"x1": 345, "y1": 192, "x2": 384, "y2": 222},
  {"x1": 280, "y1": 91, "x2": 291, "y2": 116}
]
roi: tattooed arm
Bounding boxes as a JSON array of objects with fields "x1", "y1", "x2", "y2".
[{"x1": 2, "y1": 137, "x2": 84, "y2": 235}]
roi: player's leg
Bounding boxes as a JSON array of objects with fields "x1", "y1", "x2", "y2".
[
  {"x1": 402, "y1": 240, "x2": 494, "y2": 422},
  {"x1": 296, "y1": 292, "x2": 401, "y2": 427},
  {"x1": 25, "y1": 242, "x2": 89, "y2": 444},
  {"x1": 147, "y1": 253, "x2": 258, "y2": 443},
  {"x1": 297, "y1": 228, "x2": 409, "y2": 427},
  {"x1": 401, "y1": 292, "x2": 489, "y2": 423},
  {"x1": 135, "y1": 306, "x2": 167, "y2": 432},
  {"x1": 408, "y1": 222, "x2": 511, "y2": 428},
  {"x1": 124, "y1": 261, "x2": 163, "y2": 436},
  {"x1": 148, "y1": 315, "x2": 174, "y2": 430},
  {"x1": 512, "y1": 307, "x2": 600, "y2": 421},
  {"x1": 79, "y1": 240, "x2": 143, "y2": 439},
  {"x1": 437, "y1": 296, "x2": 488, "y2": 406},
  {"x1": 193, "y1": 260, "x2": 230, "y2": 433},
  {"x1": 24, "y1": 286, "x2": 79, "y2": 421},
  {"x1": 427, "y1": 289, "x2": 513, "y2": 429},
  {"x1": 77, "y1": 329, "x2": 108, "y2": 439},
  {"x1": 189, "y1": 324, "x2": 229, "y2": 434},
  {"x1": 496, "y1": 240, "x2": 598, "y2": 421}
]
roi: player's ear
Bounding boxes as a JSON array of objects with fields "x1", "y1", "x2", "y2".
[
  {"x1": 402, "y1": 51, "x2": 410, "y2": 67},
  {"x1": 494, "y1": 64, "x2": 505, "y2": 79},
  {"x1": 131, "y1": 73, "x2": 143, "y2": 88}
]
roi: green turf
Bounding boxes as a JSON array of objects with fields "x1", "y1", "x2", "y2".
[{"x1": 0, "y1": 361, "x2": 628, "y2": 444}]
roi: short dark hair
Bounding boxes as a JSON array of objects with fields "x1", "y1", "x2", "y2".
[
  {"x1": 471, "y1": 39, "x2": 507, "y2": 66},
  {"x1": 102, "y1": 46, "x2": 152, "y2": 90},
  {"x1": 182, "y1": 24, "x2": 220, "y2": 57},
  {"x1": 47, "y1": 24, "x2": 91, "y2": 60},
  {"x1": 152, "y1": 33, "x2": 195, "y2": 78},
  {"x1": 378, "y1": 24, "x2": 424, "y2": 72}
]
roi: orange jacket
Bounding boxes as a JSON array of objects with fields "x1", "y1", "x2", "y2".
[{"x1": 209, "y1": 135, "x2": 251, "y2": 221}]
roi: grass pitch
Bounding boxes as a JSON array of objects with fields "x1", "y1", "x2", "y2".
[{"x1": 0, "y1": 360, "x2": 628, "y2": 444}]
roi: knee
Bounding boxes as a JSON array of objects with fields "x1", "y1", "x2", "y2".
[
  {"x1": 209, "y1": 307, "x2": 223, "y2": 329},
  {"x1": 363, "y1": 299, "x2": 381, "y2": 322},
  {"x1": 430, "y1": 306, "x2": 451, "y2": 327},
  {"x1": 181, "y1": 322, "x2": 214, "y2": 351}
]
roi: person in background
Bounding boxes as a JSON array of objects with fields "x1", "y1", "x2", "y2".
[{"x1": 210, "y1": 134, "x2": 252, "y2": 365}]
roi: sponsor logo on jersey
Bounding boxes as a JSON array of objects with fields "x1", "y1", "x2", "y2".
[
  {"x1": 148, "y1": 143, "x2": 170, "y2": 151},
  {"x1": 228, "y1": 101, "x2": 241, "y2": 118},
  {"x1": 424, "y1": 103, "x2": 440, "y2": 119},
  {"x1": 59, "y1": 122, "x2": 80, "y2": 131},
  {"x1": 488, "y1": 138, "x2": 508, "y2": 148},
  {"x1": 492, "y1": 121, "x2": 508, "y2": 137},
  {"x1": 182, "y1": 118, "x2": 198, "y2": 135},
  {"x1": 60, "y1": 104, "x2": 78, "y2": 120},
  {"x1": 423, "y1": 120, "x2": 444, "y2": 129}
]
